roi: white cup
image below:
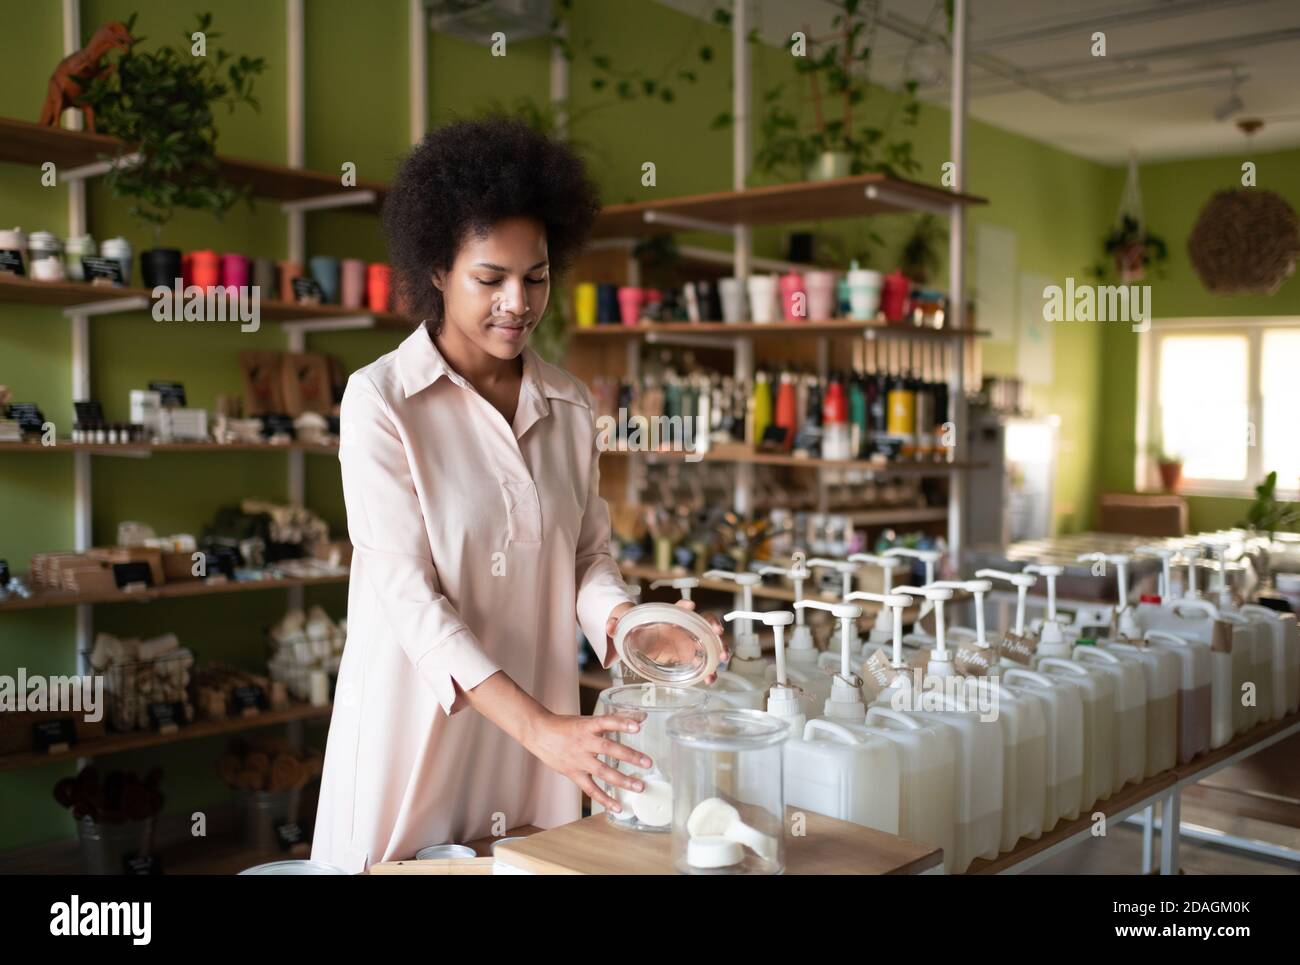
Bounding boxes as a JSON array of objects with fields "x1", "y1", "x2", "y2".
[
  {"x1": 100, "y1": 236, "x2": 133, "y2": 286},
  {"x1": 718, "y1": 277, "x2": 746, "y2": 323},
  {"x1": 746, "y1": 274, "x2": 778, "y2": 323},
  {"x1": 0, "y1": 226, "x2": 28, "y2": 275},
  {"x1": 846, "y1": 268, "x2": 882, "y2": 321},
  {"x1": 31, "y1": 256, "x2": 66, "y2": 281}
]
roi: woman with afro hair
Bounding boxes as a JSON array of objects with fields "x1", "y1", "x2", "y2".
[{"x1": 311, "y1": 117, "x2": 723, "y2": 870}]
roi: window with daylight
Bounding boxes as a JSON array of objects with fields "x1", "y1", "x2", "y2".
[{"x1": 1141, "y1": 319, "x2": 1300, "y2": 497}]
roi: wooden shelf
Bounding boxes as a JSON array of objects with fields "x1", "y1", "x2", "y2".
[
  {"x1": 0, "y1": 274, "x2": 410, "y2": 326},
  {"x1": 0, "y1": 116, "x2": 389, "y2": 210},
  {"x1": 604, "y1": 447, "x2": 982, "y2": 475},
  {"x1": 0, "y1": 701, "x2": 332, "y2": 773},
  {"x1": 571, "y1": 320, "x2": 987, "y2": 339},
  {"x1": 0, "y1": 440, "x2": 339, "y2": 455},
  {"x1": 0, "y1": 570, "x2": 349, "y2": 613},
  {"x1": 592, "y1": 173, "x2": 984, "y2": 238}
]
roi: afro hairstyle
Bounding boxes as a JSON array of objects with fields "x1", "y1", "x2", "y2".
[{"x1": 382, "y1": 115, "x2": 602, "y2": 334}]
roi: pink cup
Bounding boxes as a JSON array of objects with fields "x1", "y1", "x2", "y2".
[
  {"x1": 804, "y1": 270, "x2": 837, "y2": 321},
  {"x1": 779, "y1": 270, "x2": 807, "y2": 321},
  {"x1": 617, "y1": 286, "x2": 643, "y2": 326},
  {"x1": 220, "y1": 253, "x2": 250, "y2": 290},
  {"x1": 340, "y1": 258, "x2": 366, "y2": 308}
]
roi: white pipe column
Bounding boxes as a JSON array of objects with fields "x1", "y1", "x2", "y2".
[
  {"x1": 286, "y1": 0, "x2": 306, "y2": 627},
  {"x1": 946, "y1": 0, "x2": 968, "y2": 569},
  {"x1": 732, "y1": 0, "x2": 753, "y2": 517},
  {"x1": 63, "y1": 0, "x2": 93, "y2": 673},
  {"x1": 409, "y1": 0, "x2": 427, "y2": 143},
  {"x1": 550, "y1": 18, "x2": 568, "y2": 140}
]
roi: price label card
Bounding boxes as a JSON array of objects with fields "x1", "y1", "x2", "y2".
[{"x1": 33, "y1": 718, "x2": 76, "y2": 754}]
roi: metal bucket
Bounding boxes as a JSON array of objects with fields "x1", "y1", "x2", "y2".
[
  {"x1": 233, "y1": 787, "x2": 302, "y2": 852},
  {"x1": 76, "y1": 816, "x2": 154, "y2": 875}
]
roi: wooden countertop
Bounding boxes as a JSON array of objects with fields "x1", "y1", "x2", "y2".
[{"x1": 493, "y1": 810, "x2": 940, "y2": 875}]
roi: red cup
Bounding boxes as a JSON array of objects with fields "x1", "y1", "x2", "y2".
[
  {"x1": 279, "y1": 261, "x2": 303, "y2": 302},
  {"x1": 779, "y1": 270, "x2": 806, "y2": 321},
  {"x1": 189, "y1": 249, "x2": 219, "y2": 290},
  {"x1": 182, "y1": 252, "x2": 193, "y2": 288},
  {"x1": 366, "y1": 263, "x2": 391, "y2": 312}
]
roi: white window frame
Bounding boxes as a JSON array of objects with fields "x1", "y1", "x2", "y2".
[{"x1": 1136, "y1": 316, "x2": 1300, "y2": 499}]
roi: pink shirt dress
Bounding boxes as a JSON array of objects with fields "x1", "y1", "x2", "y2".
[{"x1": 310, "y1": 326, "x2": 634, "y2": 872}]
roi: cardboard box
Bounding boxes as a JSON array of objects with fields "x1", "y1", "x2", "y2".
[
  {"x1": 239, "y1": 350, "x2": 286, "y2": 416},
  {"x1": 282, "y1": 352, "x2": 333, "y2": 416},
  {"x1": 162, "y1": 550, "x2": 201, "y2": 582},
  {"x1": 87, "y1": 546, "x2": 164, "y2": 587}
]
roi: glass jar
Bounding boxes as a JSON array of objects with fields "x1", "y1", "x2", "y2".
[
  {"x1": 603, "y1": 684, "x2": 710, "y2": 832},
  {"x1": 668, "y1": 708, "x2": 790, "y2": 874},
  {"x1": 611, "y1": 602, "x2": 723, "y2": 687}
]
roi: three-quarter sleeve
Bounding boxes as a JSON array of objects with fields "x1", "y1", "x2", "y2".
[
  {"x1": 573, "y1": 405, "x2": 637, "y2": 669},
  {"x1": 339, "y1": 373, "x2": 501, "y2": 715}
]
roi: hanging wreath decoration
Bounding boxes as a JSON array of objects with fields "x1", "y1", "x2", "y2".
[{"x1": 1187, "y1": 189, "x2": 1299, "y2": 295}]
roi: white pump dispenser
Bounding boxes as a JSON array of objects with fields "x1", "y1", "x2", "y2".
[
  {"x1": 650, "y1": 576, "x2": 698, "y2": 601},
  {"x1": 704, "y1": 570, "x2": 768, "y2": 684},
  {"x1": 1135, "y1": 545, "x2": 1177, "y2": 602},
  {"x1": 796, "y1": 599, "x2": 865, "y2": 722},
  {"x1": 1025, "y1": 564, "x2": 1067, "y2": 654},
  {"x1": 850, "y1": 554, "x2": 903, "y2": 645},
  {"x1": 892, "y1": 584, "x2": 956, "y2": 676},
  {"x1": 726, "y1": 609, "x2": 802, "y2": 732},
  {"x1": 759, "y1": 553, "x2": 815, "y2": 654},
  {"x1": 807, "y1": 558, "x2": 866, "y2": 660}
]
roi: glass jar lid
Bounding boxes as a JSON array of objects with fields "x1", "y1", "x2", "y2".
[
  {"x1": 667, "y1": 708, "x2": 791, "y2": 750},
  {"x1": 612, "y1": 602, "x2": 722, "y2": 686}
]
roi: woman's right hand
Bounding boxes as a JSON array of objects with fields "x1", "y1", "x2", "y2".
[{"x1": 522, "y1": 711, "x2": 652, "y2": 814}]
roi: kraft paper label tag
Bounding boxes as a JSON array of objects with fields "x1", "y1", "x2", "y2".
[
  {"x1": 1211, "y1": 620, "x2": 1234, "y2": 654},
  {"x1": 955, "y1": 644, "x2": 997, "y2": 676},
  {"x1": 999, "y1": 630, "x2": 1037, "y2": 665},
  {"x1": 861, "y1": 650, "x2": 903, "y2": 699}
]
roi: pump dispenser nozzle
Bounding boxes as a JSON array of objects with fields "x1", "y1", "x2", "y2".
[
  {"x1": 650, "y1": 577, "x2": 698, "y2": 602},
  {"x1": 705, "y1": 570, "x2": 762, "y2": 660},
  {"x1": 759, "y1": 552, "x2": 814, "y2": 651},
  {"x1": 1134, "y1": 546, "x2": 1176, "y2": 601},
  {"x1": 891, "y1": 584, "x2": 955, "y2": 674},
  {"x1": 795, "y1": 600, "x2": 864, "y2": 721},
  {"x1": 1024, "y1": 563, "x2": 1066, "y2": 652},
  {"x1": 725, "y1": 610, "x2": 799, "y2": 728},
  {"x1": 975, "y1": 569, "x2": 1037, "y2": 636},
  {"x1": 849, "y1": 554, "x2": 902, "y2": 639}
]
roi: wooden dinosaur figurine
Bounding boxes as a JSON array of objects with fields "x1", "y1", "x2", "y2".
[{"x1": 38, "y1": 21, "x2": 135, "y2": 132}]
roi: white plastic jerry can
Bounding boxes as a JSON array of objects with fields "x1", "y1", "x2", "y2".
[
  {"x1": 1072, "y1": 645, "x2": 1147, "y2": 791},
  {"x1": 1000, "y1": 667, "x2": 1084, "y2": 829},
  {"x1": 1143, "y1": 630, "x2": 1212, "y2": 764},
  {"x1": 704, "y1": 669, "x2": 767, "y2": 711},
  {"x1": 1225, "y1": 610, "x2": 1270, "y2": 727},
  {"x1": 1103, "y1": 640, "x2": 1179, "y2": 776},
  {"x1": 983, "y1": 677, "x2": 1048, "y2": 849},
  {"x1": 783, "y1": 718, "x2": 901, "y2": 836},
  {"x1": 852, "y1": 706, "x2": 958, "y2": 873},
  {"x1": 1035, "y1": 657, "x2": 1116, "y2": 812},
  {"x1": 1239, "y1": 604, "x2": 1291, "y2": 723},
  {"x1": 1239, "y1": 604, "x2": 1300, "y2": 714}
]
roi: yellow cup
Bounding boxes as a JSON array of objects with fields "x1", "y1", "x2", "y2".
[{"x1": 575, "y1": 282, "x2": 597, "y2": 327}]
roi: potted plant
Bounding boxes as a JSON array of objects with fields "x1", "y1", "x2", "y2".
[
  {"x1": 1237, "y1": 471, "x2": 1300, "y2": 590},
  {"x1": 73, "y1": 12, "x2": 266, "y2": 288},
  {"x1": 1097, "y1": 214, "x2": 1168, "y2": 284},
  {"x1": 1149, "y1": 444, "x2": 1183, "y2": 493},
  {"x1": 898, "y1": 213, "x2": 945, "y2": 285},
  {"x1": 713, "y1": 0, "x2": 924, "y2": 184}
]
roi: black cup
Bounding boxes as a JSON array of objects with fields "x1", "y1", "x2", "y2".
[
  {"x1": 596, "y1": 283, "x2": 619, "y2": 324},
  {"x1": 141, "y1": 248, "x2": 182, "y2": 289}
]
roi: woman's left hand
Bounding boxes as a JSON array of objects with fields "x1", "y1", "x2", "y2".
[{"x1": 605, "y1": 600, "x2": 728, "y2": 684}]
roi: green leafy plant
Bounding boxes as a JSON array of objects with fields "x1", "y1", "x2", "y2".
[
  {"x1": 899, "y1": 213, "x2": 945, "y2": 284},
  {"x1": 1238, "y1": 471, "x2": 1300, "y2": 541},
  {"x1": 74, "y1": 12, "x2": 266, "y2": 241},
  {"x1": 1088, "y1": 214, "x2": 1168, "y2": 283},
  {"x1": 715, "y1": 0, "x2": 924, "y2": 183}
]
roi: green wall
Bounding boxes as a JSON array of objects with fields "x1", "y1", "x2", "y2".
[
  {"x1": 1, "y1": 0, "x2": 1115, "y2": 852},
  {"x1": 1095, "y1": 147, "x2": 1300, "y2": 531}
]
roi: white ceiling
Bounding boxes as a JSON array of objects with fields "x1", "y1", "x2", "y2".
[{"x1": 657, "y1": 0, "x2": 1300, "y2": 165}]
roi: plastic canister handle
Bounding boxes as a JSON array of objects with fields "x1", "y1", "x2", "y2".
[
  {"x1": 1037, "y1": 657, "x2": 1088, "y2": 676},
  {"x1": 1172, "y1": 598, "x2": 1219, "y2": 620},
  {"x1": 1001, "y1": 667, "x2": 1054, "y2": 688},
  {"x1": 1239, "y1": 604, "x2": 1280, "y2": 621},
  {"x1": 712, "y1": 669, "x2": 757, "y2": 691},
  {"x1": 802, "y1": 718, "x2": 865, "y2": 744},
  {"x1": 1145, "y1": 629, "x2": 1193, "y2": 648},
  {"x1": 865, "y1": 705, "x2": 922, "y2": 730},
  {"x1": 1073, "y1": 645, "x2": 1121, "y2": 665}
]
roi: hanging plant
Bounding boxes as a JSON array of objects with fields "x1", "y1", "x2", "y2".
[
  {"x1": 1188, "y1": 189, "x2": 1299, "y2": 295},
  {"x1": 1089, "y1": 152, "x2": 1166, "y2": 283},
  {"x1": 72, "y1": 11, "x2": 266, "y2": 242}
]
